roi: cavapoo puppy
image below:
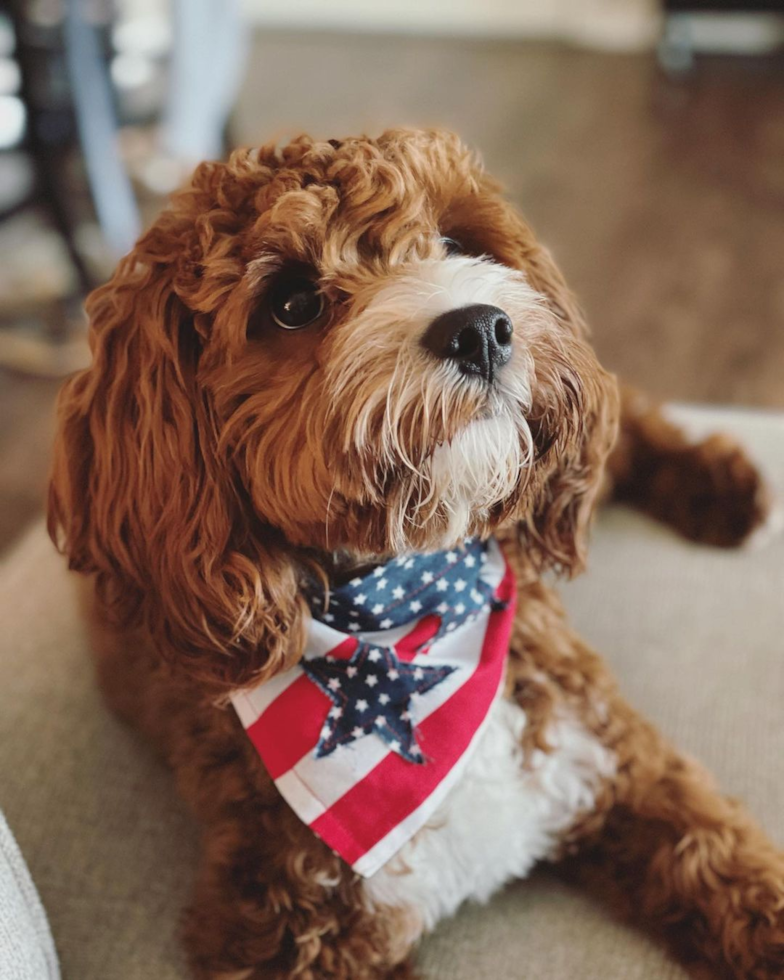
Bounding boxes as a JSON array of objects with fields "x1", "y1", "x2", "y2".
[{"x1": 49, "y1": 129, "x2": 782, "y2": 978}]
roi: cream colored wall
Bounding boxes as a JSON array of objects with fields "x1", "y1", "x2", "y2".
[{"x1": 239, "y1": 0, "x2": 661, "y2": 51}]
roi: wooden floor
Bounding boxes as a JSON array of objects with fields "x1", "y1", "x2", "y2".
[{"x1": 2, "y1": 35, "x2": 783, "y2": 556}]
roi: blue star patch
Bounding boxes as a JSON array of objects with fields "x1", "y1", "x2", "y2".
[{"x1": 302, "y1": 642, "x2": 455, "y2": 764}]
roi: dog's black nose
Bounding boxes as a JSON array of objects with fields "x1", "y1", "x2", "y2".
[{"x1": 422, "y1": 304, "x2": 513, "y2": 383}]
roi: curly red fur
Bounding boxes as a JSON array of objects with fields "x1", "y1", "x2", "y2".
[{"x1": 49, "y1": 129, "x2": 783, "y2": 978}]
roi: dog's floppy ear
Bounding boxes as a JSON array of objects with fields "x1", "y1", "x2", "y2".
[
  {"x1": 446, "y1": 173, "x2": 619, "y2": 574},
  {"x1": 521, "y1": 337, "x2": 618, "y2": 576},
  {"x1": 501, "y1": 198, "x2": 619, "y2": 575},
  {"x1": 496, "y1": 195, "x2": 618, "y2": 575},
  {"x1": 48, "y1": 198, "x2": 305, "y2": 694}
]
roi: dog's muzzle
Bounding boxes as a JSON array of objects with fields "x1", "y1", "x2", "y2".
[{"x1": 421, "y1": 304, "x2": 513, "y2": 384}]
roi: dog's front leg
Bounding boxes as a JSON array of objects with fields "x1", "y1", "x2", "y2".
[
  {"x1": 574, "y1": 722, "x2": 784, "y2": 980},
  {"x1": 505, "y1": 575, "x2": 784, "y2": 979},
  {"x1": 182, "y1": 805, "x2": 418, "y2": 980}
]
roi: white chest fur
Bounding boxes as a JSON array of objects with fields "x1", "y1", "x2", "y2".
[{"x1": 361, "y1": 694, "x2": 615, "y2": 938}]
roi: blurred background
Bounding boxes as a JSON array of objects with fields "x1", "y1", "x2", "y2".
[{"x1": 0, "y1": 0, "x2": 782, "y2": 556}]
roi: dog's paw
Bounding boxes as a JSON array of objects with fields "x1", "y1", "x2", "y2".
[
  {"x1": 714, "y1": 864, "x2": 784, "y2": 980},
  {"x1": 656, "y1": 433, "x2": 776, "y2": 549},
  {"x1": 729, "y1": 911, "x2": 784, "y2": 980}
]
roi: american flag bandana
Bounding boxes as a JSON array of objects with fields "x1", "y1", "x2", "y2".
[{"x1": 230, "y1": 536, "x2": 516, "y2": 877}]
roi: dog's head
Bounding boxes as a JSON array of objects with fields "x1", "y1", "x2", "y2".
[{"x1": 49, "y1": 130, "x2": 618, "y2": 691}]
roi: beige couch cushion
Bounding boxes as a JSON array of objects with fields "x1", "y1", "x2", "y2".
[{"x1": 1, "y1": 405, "x2": 782, "y2": 980}]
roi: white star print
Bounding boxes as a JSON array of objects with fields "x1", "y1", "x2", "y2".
[
  {"x1": 387, "y1": 668, "x2": 399, "y2": 680},
  {"x1": 373, "y1": 567, "x2": 385, "y2": 578},
  {"x1": 378, "y1": 693, "x2": 390, "y2": 705},
  {"x1": 464, "y1": 555, "x2": 476, "y2": 567},
  {"x1": 392, "y1": 586, "x2": 405, "y2": 600},
  {"x1": 353, "y1": 593, "x2": 367, "y2": 606},
  {"x1": 436, "y1": 579, "x2": 448, "y2": 592},
  {"x1": 348, "y1": 623, "x2": 360, "y2": 632},
  {"x1": 375, "y1": 716, "x2": 386, "y2": 726},
  {"x1": 389, "y1": 740, "x2": 401, "y2": 752},
  {"x1": 321, "y1": 724, "x2": 331, "y2": 738},
  {"x1": 404, "y1": 558, "x2": 415, "y2": 570},
  {"x1": 328, "y1": 678, "x2": 341, "y2": 691},
  {"x1": 323, "y1": 613, "x2": 335, "y2": 622},
  {"x1": 352, "y1": 726, "x2": 364, "y2": 738},
  {"x1": 375, "y1": 578, "x2": 388, "y2": 590},
  {"x1": 413, "y1": 667, "x2": 423, "y2": 680},
  {"x1": 350, "y1": 577, "x2": 363, "y2": 586},
  {"x1": 372, "y1": 603, "x2": 384, "y2": 614},
  {"x1": 436, "y1": 602, "x2": 449, "y2": 614},
  {"x1": 368, "y1": 649, "x2": 381, "y2": 663},
  {"x1": 346, "y1": 666, "x2": 358, "y2": 678},
  {"x1": 421, "y1": 571, "x2": 434, "y2": 584},
  {"x1": 366, "y1": 674, "x2": 378, "y2": 687},
  {"x1": 455, "y1": 603, "x2": 465, "y2": 615},
  {"x1": 446, "y1": 551, "x2": 458, "y2": 563},
  {"x1": 454, "y1": 579, "x2": 466, "y2": 592},
  {"x1": 380, "y1": 618, "x2": 393, "y2": 629},
  {"x1": 410, "y1": 600, "x2": 422, "y2": 613},
  {"x1": 356, "y1": 699, "x2": 368, "y2": 712},
  {"x1": 329, "y1": 707, "x2": 343, "y2": 719}
]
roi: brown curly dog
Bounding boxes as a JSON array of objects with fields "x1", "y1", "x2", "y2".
[{"x1": 48, "y1": 129, "x2": 782, "y2": 979}]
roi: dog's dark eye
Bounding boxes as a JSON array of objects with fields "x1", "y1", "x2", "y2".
[
  {"x1": 441, "y1": 237, "x2": 464, "y2": 256},
  {"x1": 269, "y1": 276, "x2": 324, "y2": 330}
]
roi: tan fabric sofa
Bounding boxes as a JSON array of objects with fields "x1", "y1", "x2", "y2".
[{"x1": 1, "y1": 405, "x2": 782, "y2": 979}]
